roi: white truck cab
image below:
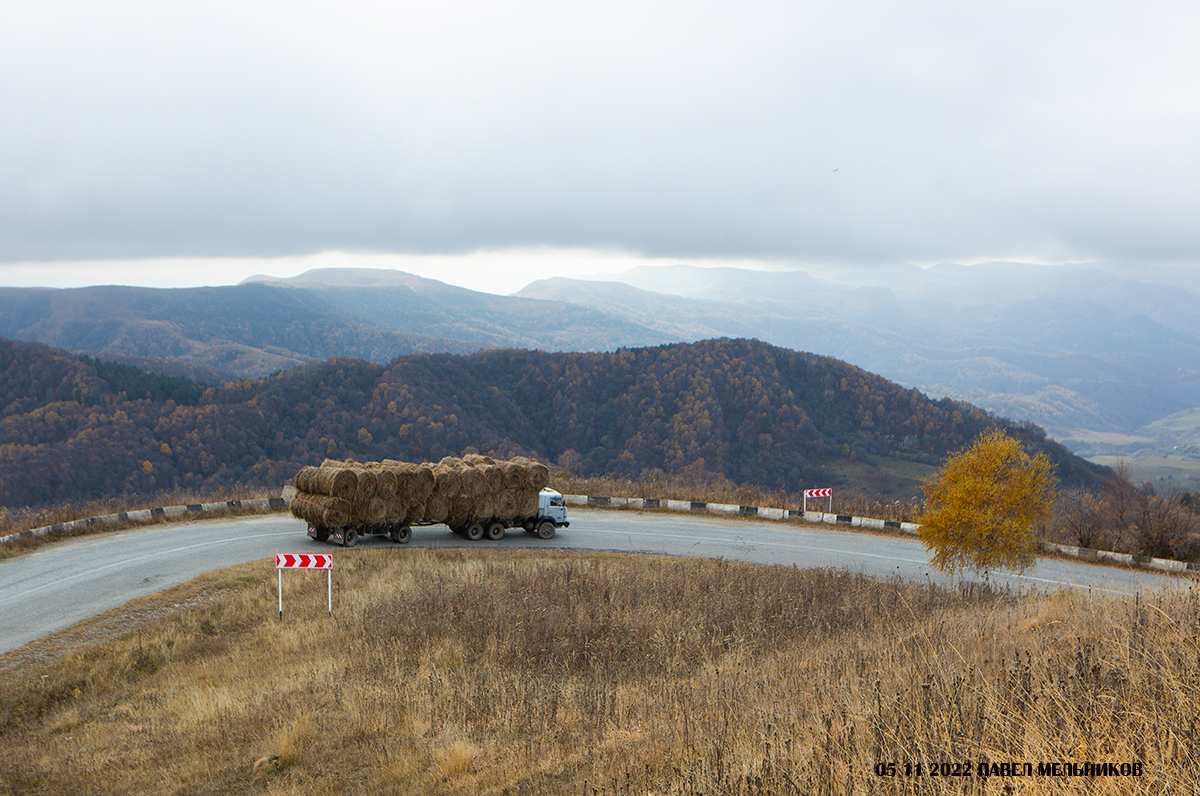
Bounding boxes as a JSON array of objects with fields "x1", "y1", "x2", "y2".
[{"x1": 538, "y1": 488, "x2": 569, "y2": 527}]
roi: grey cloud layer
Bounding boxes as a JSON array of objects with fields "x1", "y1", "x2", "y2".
[{"x1": 2, "y1": 0, "x2": 1198, "y2": 263}]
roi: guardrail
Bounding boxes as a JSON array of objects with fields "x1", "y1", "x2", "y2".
[
  {"x1": 570, "y1": 494, "x2": 922, "y2": 534},
  {"x1": 0, "y1": 498, "x2": 288, "y2": 546},
  {"x1": 6, "y1": 491, "x2": 1198, "y2": 577},
  {"x1": 566, "y1": 494, "x2": 1200, "y2": 576}
]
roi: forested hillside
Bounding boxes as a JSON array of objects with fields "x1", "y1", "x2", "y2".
[{"x1": 0, "y1": 337, "x2": 1106, "y2": 509}]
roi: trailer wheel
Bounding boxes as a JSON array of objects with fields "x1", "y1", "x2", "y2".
[
  {"x1": 314, "y1": 526, "x2": 331, "y2": 542},
  {"x1": 390, "y1": 525, "x2": 411, "y2": 544},
  {"x1": 343, "y1": 527, "x2": 359, "y2": 547},
  {"x1": 485, "y1": 521, "x2": 506, "y2": 541},
  {"x1": 464, "y1": 521, "x2": 484, "y2": 541},
  {"x1": 536, "y1": 520, "x2": 556, "y2": 540}
]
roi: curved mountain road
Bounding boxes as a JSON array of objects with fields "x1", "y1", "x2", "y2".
[{"x1": 0, "y1": 509, "x2": 1184, "y2": 654}]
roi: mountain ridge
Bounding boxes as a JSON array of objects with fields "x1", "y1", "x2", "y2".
[
  {"x1": 0, "y1": 335, "x2": 1106, "y2": 510},
  {"x1": 1, "y1": 263, "x2": 1197, "y2": 461}
]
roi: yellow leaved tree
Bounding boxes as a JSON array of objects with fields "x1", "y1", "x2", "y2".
[{"x1": 918, "y1": 429, "x2": 1057, "y2": 575}]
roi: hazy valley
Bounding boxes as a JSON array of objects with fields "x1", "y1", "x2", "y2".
[{"x1": 1, "y1": 262, "x2": 1197, "y2": 485}]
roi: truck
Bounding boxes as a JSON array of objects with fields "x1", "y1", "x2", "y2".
[
  {"x1": 305, "y1": 486, "x2": 569, "y2": 547},
  {"x1": 290, "y1": 456, "x2": 569, "y2": 547}
]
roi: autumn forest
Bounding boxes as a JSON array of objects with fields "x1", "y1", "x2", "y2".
[{"x1": 0, "y1": 336, "x2": 1105, "y2": 510}]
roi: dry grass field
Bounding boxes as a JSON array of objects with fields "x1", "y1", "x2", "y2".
[{"x1": 2, "y1": 549, "x2": 1197, "y2": 795}]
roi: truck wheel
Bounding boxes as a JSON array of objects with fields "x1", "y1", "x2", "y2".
[
  {"x1": 390, "y1": 525, "x2": 411, "y2": 544},
  {"x1": 464, "y1": 522, "x2": 484, "y2": 541},
  {"x1": 314, "y1": 526, "x2": 331, "y2": 542},
  {"x1": 343, "y1": 527, "x2": 358, "y2": 547},
  {"x1": 485, "y1": 521, "x2": 506, "y2": 541},
  {"x1": 536, "y1": 520, "x2": 556, "y2": 540}
]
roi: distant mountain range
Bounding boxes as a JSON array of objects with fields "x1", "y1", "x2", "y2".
[
  {"x1": 2, "y1": 262, "x2": 1197, "y2": 469},
  {"x1": 519, "y1": 263, "x2": 1200, "y2": 439}
]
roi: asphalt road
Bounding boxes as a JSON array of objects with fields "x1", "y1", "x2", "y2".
[{"x1": 0, "y1": 509, "x2": 1185, "y2": 654}]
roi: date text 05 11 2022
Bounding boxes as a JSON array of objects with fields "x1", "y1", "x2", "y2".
[{"x1": 875, "y1": 761, "x2": 1144, "y2": 778}]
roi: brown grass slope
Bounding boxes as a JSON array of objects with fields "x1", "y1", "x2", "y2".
[{"x1": 1, "y1": 550, "x2": 1196, "y2": 794}]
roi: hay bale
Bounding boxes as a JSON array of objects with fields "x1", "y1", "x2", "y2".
[
  {"x1": 337, "y1": 467, "x2": 376, "y2": 507},
  {"x1": 295, "y1": 454, "x2": 551, "y2": 528},
  {"x1": 480, "y1": 464, "x2": 504, "y2": 493},
  {"x1": 432, "y1": 464, "x2": 462, "y2": 494},
  {"x1": 423, "y1": 493, "x2": 450, "y2": 524},
  {"x1": 373, "y1": 467, "x2": 400, "y2": 498},
  {"x1": 378, "y1": 461, "x2": 433, "y2": 504},
  {"x1": 458, "y1": 466, "x2": 487, "y2": 499},
  {"x1": 305, "y1": 466, "x2": 358, "y2": 499},
  {"x1": 508, "y1": 457, "x2": 551, "y2": 489},
  {"x1": 515, "y1": 487, "x2": 540, "y2": 516},
  {"x1": 294, "y1": 466, "x2": 321, "y2": 493},
  {"x1": 496, "y1": 461, "x2": 523, "y2": 489},
  {"x1": 497, "y1": 489, "x2": 519, "y2": 519},
  {"x1": 365, "y1": 496, "x2": 391, "y2": 526},
  {"x1": 289, "y1": 492, "x2": 355, "y2": 527},
  {"x1": 463, "y1": 453, "x2": 496, "y2": 466}
]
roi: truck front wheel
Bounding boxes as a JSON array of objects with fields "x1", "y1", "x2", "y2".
[{"x1": 536, "y1": 520, "x2": 556, "y2": 540}]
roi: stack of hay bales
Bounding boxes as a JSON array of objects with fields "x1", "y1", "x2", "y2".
[{"x1": 289, "y1": 454, "x2": 550, "y2": 530}]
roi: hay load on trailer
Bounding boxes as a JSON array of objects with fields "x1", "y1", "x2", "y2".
[{"x1": 289, "y1": 455, "x2": 567, "y2": 547}]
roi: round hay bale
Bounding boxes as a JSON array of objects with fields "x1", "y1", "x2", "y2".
[
  {"x1": 527, "y1": 461, "x2": 550, "y2": 488},
  {"x1": 431, "y1": 464, "x2": 461, "y2": 497},
  {"x1": 507, "y1": 457, "x2": 550, "y2": 489},
  {"x1": 307, "y1": 466, "x2": 357, "y2": 499},
  {"x1": 294, "y1": 466, "x2": 320, "y2": 493},
  {"x1": 497, "y1": 489, "x2": 519, "y2": 519},
  {"x1": 479, "y1": 464, "x2": 504, "y2": 493},
  {"x1": 497, "y1": 461, "x2": 525, "y2": 489},
  {"x1": 463, "y1": 453, "x2": 496, "y2": 466},
  {"x1": 352, "y1": 467, "x2": 378, "y2": 503},
  {"x1": 374, "y1": 468, "x2": 399, "y2": 497},
  {"x1": 366, "y1": 496, "x2": 390, "y2": 526},
  {"x1": 446, "y1": 496, "x2": 474, "y2": 527},
  {"x1": 289, "y1": 492, "x2": 355, "y2": 527},
  {"x1": 423, "y1": 493, "x2": 451, "y2": 524},
  {"x1": 391, "y1": 463, "x2": 435, "y2": 503},
  {"x1": 457, "y1": 467, "x2": 487, "y2": 498}
]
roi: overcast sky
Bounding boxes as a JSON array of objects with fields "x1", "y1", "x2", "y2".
[{"x1": 2, "y1": 1, "x2": 1198, "y2": 294}]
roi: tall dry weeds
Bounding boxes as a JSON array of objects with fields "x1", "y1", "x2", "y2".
[{"x1": 0, "y1": 550, "x2": 1194, "y2": 795}]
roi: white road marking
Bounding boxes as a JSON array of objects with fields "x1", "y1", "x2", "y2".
[{"x1": 0, "y1": 530, "x2": 296, "y2": 606}]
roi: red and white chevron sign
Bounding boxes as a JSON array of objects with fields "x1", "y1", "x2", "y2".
[
  {"x1": 804, "y1": 488, "x2": 832, "y2": 498},
  {"x1": 276, "y1": 553, "x2": 333, "y2": 570}
]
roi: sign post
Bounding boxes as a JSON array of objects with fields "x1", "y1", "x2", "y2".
[
  {"x1": 803, "y1": 488, "x2": 833, "y2": 514},
  {"x1": 275, "y1": 553, "x2": 333, "y2": 618}
]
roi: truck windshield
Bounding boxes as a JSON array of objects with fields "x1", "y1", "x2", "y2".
[{"x1": 550, "y1": 496, "x2": 564, "y2": 506}]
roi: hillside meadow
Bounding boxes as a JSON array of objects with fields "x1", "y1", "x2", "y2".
[{"x1": 2, "y1": 549, "x2": 1197, "y2": 795}]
